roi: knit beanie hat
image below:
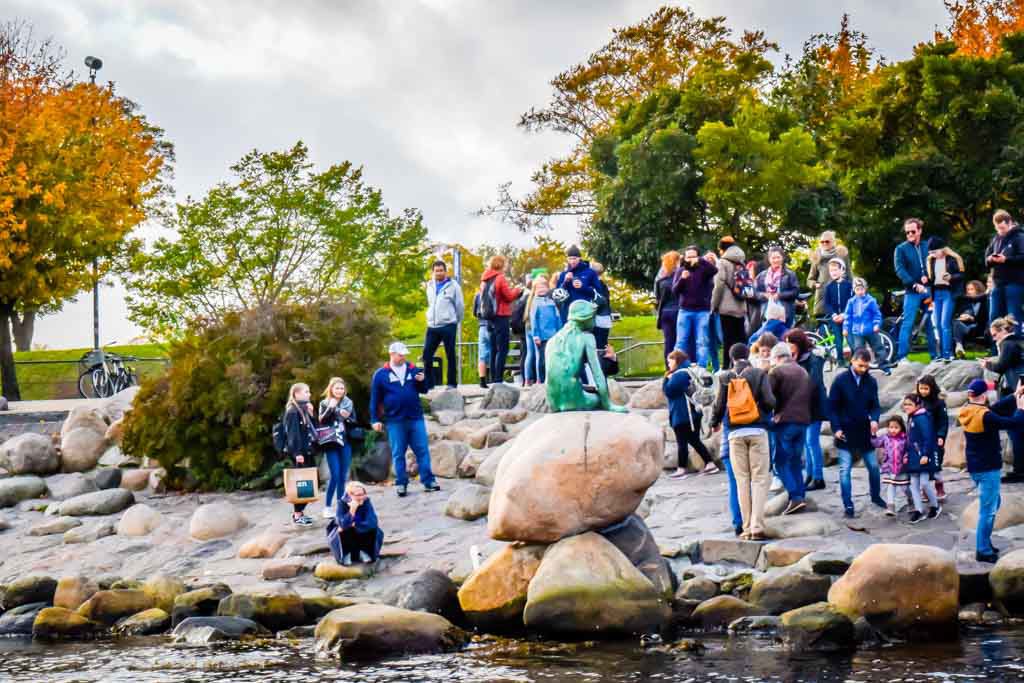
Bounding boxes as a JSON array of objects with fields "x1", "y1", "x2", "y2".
[
  {"x1": 828, "y1": 257, "x2": 846, "y2": 271},
  {"x1": 853, "y1": 277, "x2": 867, "y2": 289},
  {"x1": 566, "y1": 245, "x2": 582, "y2": 257}
]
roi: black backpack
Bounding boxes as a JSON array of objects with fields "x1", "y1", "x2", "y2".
[
  {"x1": 476, "y1": 278, "x2": 498, "y2": 321},
  {"x1": 272, "y1": 416, "x2": 288, "y2": 455},
  {"x1": 510, "y1": 294, "x2": 529, "y2": 334}
]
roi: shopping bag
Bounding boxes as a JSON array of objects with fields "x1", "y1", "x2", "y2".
[{"x1": 283, "y1": 467, "x2": 320, "y2": 504}]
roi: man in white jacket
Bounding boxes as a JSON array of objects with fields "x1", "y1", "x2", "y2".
[{"x1": 423, "y1": 260, "x2": 465, "y2": 389}]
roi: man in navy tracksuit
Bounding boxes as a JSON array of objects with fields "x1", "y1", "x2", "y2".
[{"x1": 370, "y1": 342, "x2": 441, "y2": 497}]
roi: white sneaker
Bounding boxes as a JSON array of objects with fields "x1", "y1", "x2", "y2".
[{"x1": 322, "y1": 506, "x2": 335, "y2": 519}]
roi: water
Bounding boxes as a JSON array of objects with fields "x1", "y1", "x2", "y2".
[{"x1": 3, "y1": 630, "x2": 1024, "y2": 683}]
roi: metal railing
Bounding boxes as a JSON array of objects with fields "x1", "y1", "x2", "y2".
[{"x1": 12, "y1": 357, "x2": 170, "y2": 401}]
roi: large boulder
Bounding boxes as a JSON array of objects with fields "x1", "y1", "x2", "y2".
[
  {"x1": 780, "y1": 602, "x2": 855, "y2": 652},
  {"x1": 54, "y1": 576, "x2": 99, "y2": 611},
  {"x1": 112, "y1": 607, "x2": 171, "y2": 636},
  {"x1": 60, "y1": 406, "x2": 111, "y2": 439},
  {"x1": 689, "y1": 595, "x2": 761, "y2": 630},
  {"x1": 217, "y1": 586, "x2": 306, "y2": 632},
  {"x1": 444, "y1": 484, "x2": 491, "y2": 521},
  {"x1": 189, "y1": 501, "x2": 247, "y2": 540},
  {"x1": 457, "y1": 544, "x2": 546, "y2": 630},
  {"x1": 171, "y1": 616, "x2": 270, "y2": 644},
  {"x1": 0, "y1": 475, "x2": 47, "y2": 507},
  {"x1": 353, "y1": 439, "x2": 391, "y2": 483},
  {"x1": 749, "y1": 570, "x2": 832, "y2": 615},
  {"x1": 57, "y1": 488, "x2": 135, "y2": 516},
  {"x1": 77, "y1": 589, "x2": 155, "y2": 626},
  {"x1": 2, "y1": 575, "x2": 57, "y2": 609},
  {"x1": 430, "y1": 388, "x2": 465, "y2": 416},
  {"x1": 0, "y1": 433, "x2": 59, "y2": 475},
  {"x1": 480, "y1": 384, "x2": 520, "y2": 410},
  {"x1": 923, "y1": 359, "x2": 985, "y2": 392},
  {"x1": 171, "y1": 584, "x2": 232, "y2": 626},
  {"x1": 627, "y1": 379, "x2": 667, "y2": 410},
  {"x1": 0, "y1": 603, "x2": 48, "y2": 636},
  {"x1": 384, "y1": 570, "x2": 460, "y2": 622},
  {"x1": 314, "y1": 604, "x2": 468, "y2": 661},
  {"x1": 45, "y1": 473, "x2": 99, "y2": 501},
  {"x1": 990, "y1": 549, "x2": 1024, "y2": 612},
  {"x1": 961, "y1": 494, "x2": 1024, "y2": 531},
  {"x1": 597, "y1": 514, "x2": 673, "y2": 598},
  {"x1": 103, "y1": 387, "x2": 139, "y2": 422},
  {"x1": 60, "y1": 428, "x2": 109, "y2": 473},
  {"x1": 828, "y1": 544, "x2": 958, "y2": 633},
  {"x1": 523, "y1": 532, "x2": 670, "y2": 637},
  {"x1": 488, "y1": 412, "x2": 663, "y2": 544},
  {"x1": 430, "y1": 440, "x2": 469, "y2": 479},
  {"x1": 117, "y1": 504, "x2": 163, "y2": 536},
  {"x1": 32, "y1": 607, "x2": 101, "y2": 641},
  {"x1": 474, "y1": 441, "x2": 514, "y2": 487},
  {"x1": 142, "y1": 575, "x2": 186, "y2": 613},
  {"x1": 119, "y1": 468, "x2": 153, "y2": 491}
]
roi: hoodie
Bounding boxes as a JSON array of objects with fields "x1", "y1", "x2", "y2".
[
  {"x1": 672, "y1": 258, "x2": 718, "y2": 312},
  {"x1": 480, "y1": 269, "x2": 522, "y2": 318},
  {"x1": 711, "y1": 245, "x2": 749, "y2": 318},
  {"x1": 556, "y1": 260, "x2": 598, "y2": 306},
  {"x1": 959, "y1": 402, "x2": 1024, "y2": 473},
  {"x1": 425, "y1": 277, "x2": 465, "y2": 328},
  {"x1": 985, "y1": 225, "x2": 1024, "y2": 285}
]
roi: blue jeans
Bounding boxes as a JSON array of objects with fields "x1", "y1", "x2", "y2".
[
  {"x1": 931, "y1": 289, "x2": 954, "y2": 359},
  {"x1": 837, "y1": 447, "x2": 881, "y2": 513},
  {"x1": 851, "y1": 332, "x2": 886, "y2": 366},
  {"x1": 804, "y1": 421, "x2": 824, "y2": 481},
  {"x1": 385, "y1": 419, "x2": 435, "y2": 488},
  {"x1": 971, "y1": 469, "x2": 1002, "y2": 555},
  {"x1": 524, "y1": 334, "x2": 537, "y2": 383},
  {"x1": 323, "y1": 442, "x2": 352, "y2": 507},
  {"x1": 720, "y1": 425, "x2": 742, "y2": 531},
  {"x1": 775, "y1": 423, "x2": 807, "y2": 503},
  {"x1": 826, "y1": 321, "x2": 845, "y2": 365},
  {"x1": 477, "y1": 325, "x2": 492, "y2": 376},
  {"x1": 990, "y1": 283, "x2": 1024, "y2": 332},
  {"x1": 707, "y1": 313, "x2": 722, "y2": 372},
  {"x1": 675, "y1": 309, "x2": 710, "y2": 368},
  {"x1": 897, "y1": 290, "x2": 936, "y2": 360}
]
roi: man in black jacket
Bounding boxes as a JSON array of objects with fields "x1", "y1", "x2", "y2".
[
  {"x1": 829, "y1": 349, "x2": 886, "y2": 518},
  {"x1": 985, "y1": 210, "x2": 1024, "y2": 329}
]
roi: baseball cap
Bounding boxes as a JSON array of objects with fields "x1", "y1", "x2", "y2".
[
  {"x1": 388, "y1": 341, "x2": 410, "y2": 355},
  {"x1": 967, "y1": 379, "x2": 989, "y2": 396}
]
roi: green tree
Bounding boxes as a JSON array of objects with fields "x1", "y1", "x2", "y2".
[
  {"x1": 124, "y1": 142, "x2": 428, "y2": 337},
  {"x1": 121, "y1": 300, "x2": 388, "y2": 490}
]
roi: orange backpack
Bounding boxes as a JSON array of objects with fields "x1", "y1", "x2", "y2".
[{"x1": 727, "y1": 374, "x2": 761, "y2": 426}]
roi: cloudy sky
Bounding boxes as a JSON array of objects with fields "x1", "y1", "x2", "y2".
[{"x1": 8, "y1": 0, "x2": 950, "y2": 349}]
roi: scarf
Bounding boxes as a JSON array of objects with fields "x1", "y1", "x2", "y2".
[{"x1": 765, "y1": 266, "x2": 783, "y2": 291}]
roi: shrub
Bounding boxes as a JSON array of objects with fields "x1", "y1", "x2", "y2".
[{"x1": 122, "y1": 300, "x2": 388, "y2": 490}]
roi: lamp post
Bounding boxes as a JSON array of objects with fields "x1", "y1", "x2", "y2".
[{"x1": 85, "y1": 56, "x2": 102, "y2": 350}]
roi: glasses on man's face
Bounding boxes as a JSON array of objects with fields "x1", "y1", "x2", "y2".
[
  {"x1": 996, "y1": 219, "x2": 1009, "y2": 226},
  {"x1": 905, "y1": 229, "x2": 917, "y2": 235},
  {"x1": 820, "y1": 240, "x2": 832, "y2": 245}
]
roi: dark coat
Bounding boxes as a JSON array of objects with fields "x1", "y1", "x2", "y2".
[
  {"x1": 769, "y1": 361, "x2": 813, "y2": 425},
  {"x1": 754, "y1": 267, "x2": 799, "y2": 321},
  {"x1": 905, "y1": 409, "x2": 938, "y2": 474},
  {"x1": 672, "y1": 259, "x2": 718, "y2": 312},
  {"x1": 954, "y1": 294, "x2": 989, "y2": 335},
  {"x1": 284, "y1": 403, "x2": 316, "y2": 463},
  {"x1": 823, "y1": 279, "x2": 854, "y2": 319},
  {"x1": 986, "y1": 333, "x2": 1024, "y2": 396},
  {"x1": 655, "y1": 272, "x2": 678, "y2": 326},
  {"x1": 663, "y1": 367, "x2": 699, "y2": 429},
  {"x1": 961, "y1": 401, "x2": 1024, "y2": 473},
  {"x1": 985, "y1": 226, "x2": 1024, "y2": 285},
  {"x1": 828, "y1": 369, "x2": 880, "y2": 451},
  {"x1": 894, "y1": 239, "x2": 931, "y2": 288},
  {"x1": 797, "y1": 352, "x2": 828, "y2": 423},
  {"x1": 557, "y1": 261, "x2": 599, "y2": 306}
]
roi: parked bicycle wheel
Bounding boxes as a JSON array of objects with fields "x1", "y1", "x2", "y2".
[
  {"x1": 77, "y1": 369, "x2": 95, "y2": 399},
  {"x1": 879, "y1": 332, "x2": 896, "y2": 364},
  {"x1": 92, "y1": 367, "x2": 113, "y2": 398},
  {"x1": 805, "y1": 331, "x2": 838, "y2": 373}
]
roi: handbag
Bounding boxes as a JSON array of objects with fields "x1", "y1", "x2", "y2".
[
  {"x1": 314, "y1": 424, "x2": 344, "y2": 446},
  {"x1": 284, "y1": 467, "x2": 320, "y2": 504}
]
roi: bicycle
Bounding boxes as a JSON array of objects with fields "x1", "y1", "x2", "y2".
[
  {"x1": 795, "y1": 291, "x2": 892, "y2": 372},
  {"x1": 881, "y1": 290, "x2": 935, "y2": 363},
  {"x1": 77, "y1": 344, "x2": 139, "y2": 398}
]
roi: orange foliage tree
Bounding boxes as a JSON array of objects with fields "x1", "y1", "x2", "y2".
[
  {"x1": 937, "y1": 0, "x2": 1024, "y2": 56},
  {"x1": 0, "y1": 21, "x2": 172, "y2": 400}
]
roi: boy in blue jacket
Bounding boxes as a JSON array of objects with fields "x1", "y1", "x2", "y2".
[
  {"x1": 370, "y1": 342, "x2": 440, "y2": 497},
  {"x1": 843, "y1": 278, "x2": 890, "y2": 372},
  {"x1": 823, "y1": 259, "x2": 853, "y2": 364},
  {"x1": 959, "y1": 380, "x2": 1024, "y2": 563}
]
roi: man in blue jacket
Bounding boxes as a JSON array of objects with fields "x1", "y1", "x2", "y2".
[
  {"x1": 555, "y1": 245, "x2": 598, "y2": 321},
  {"x1": 829, "y1": 349, "x2": 886, "y2": 517},
  {"x1": 371, "y1": 342, "x2": 441, "y2": 497},
  {"x1": 893, "y1": 218, "x2": 936, "y2": 362}
]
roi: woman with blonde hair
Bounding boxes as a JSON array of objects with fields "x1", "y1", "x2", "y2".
[
  {"x1": 655, "y1": 250, "x2": 682, "y2": 365},
  {"x1": 326, "y1": 480, "x2": 384, "y2": 565},
  {"x1": 926, "y1": 237, "x2": 965, "y2": 362},
  {"x1": 283, "y1": 382, "x2": 316, "y2": 526},
  {"x1": 982, "y1": 316, "x2": 1024, "y2": 397},
  {"x1": 318, "y1": 377, "x2": 357, "y2": 518}
]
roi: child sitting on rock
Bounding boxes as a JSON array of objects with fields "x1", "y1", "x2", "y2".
[
  {"x1": 327, "y1": 481, "x2": 384, "y2": 566},
  {"x1": 871, "y1": 415, "x2": 912, "y2": 517},
  {"x1": 902, "y1": 394, "x2": 940, "y2": 524}
]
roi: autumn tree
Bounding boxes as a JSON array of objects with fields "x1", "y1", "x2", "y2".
[
  {"x1": 937, "y1": 0, "x2": 1024, "y2": 56},
  {"x1": 0, "y1": 21, "x2": 171, "y2": 400},
  {"x1": 124, "y1": 142, "x2": 429, "y2": 337},
  {"x1": 483, "y1": 6, "x2": 776, "y2": 231}
]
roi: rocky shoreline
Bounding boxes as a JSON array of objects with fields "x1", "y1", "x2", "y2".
[{"x1": 1, "y1": 359, "x2": 1024, "y2": 661}]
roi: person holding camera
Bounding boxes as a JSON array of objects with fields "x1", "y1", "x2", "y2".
[
  {"x1": 318, "y1": 377, "x2": 356, "y2": 519},
  {"x1": 672, "y1": 245, "x2": 717, "y2": 369}
]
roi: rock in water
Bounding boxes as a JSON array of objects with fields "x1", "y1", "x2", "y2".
[
  {"x1": 480, "y1": 383, "x2": 519, "y2": 410},
  {"x1": 523, "y1": 532, "x2": 670, "y2": 637},
  {"x1": 217, "y1": 587, "x2": 306, "y2": 632},
  {"x1": 189, "y1": 501, "x2": 247, "y2": 540},
  {"x1": 990, "y1": 549, "x2": 1024, "y2": 612},
  {"x1": 458, "y1": 544, "x2": 545, "y2": 631},
  {"x1": 77, "y1": 589, "x2": 155, "y2": 626},
  {"x1": 112, "y1": 608, "x2": 171, "y2": 636},
  {"x1": 0, "y1": 433, "x2": 59, "y2": 475},
  {"x1": 54, "y1": 576, "x2": 100, "y2": 611},
  {"x1": 172, "y1": 584, "x2": 232, "y2": 627},
  {"x1": 488, "y1": 412, "x2": 663, "y2": 544},
  {"x1": 142, "y1": 575, "x2": 186, "y2": 613},
  {"x1": 828, "y1": 544, "x2": 958, "y2": 633},
  {"x1": 748, "y1": 571, "x2": 831, "y2": 615},
  {"x1": 32, "y1": 607, "x2": 101, "y2": 641},
  {"x1": 0, "y1": 475, "x2": 47, "y2": 508},
  {"x1": 689, "y1": 595, "x2": 761, "y2": 630},
  {"x1": 314, "y1": 604, "x2": 468, "y2": 661},
  {"x1": 3, "y1": 575, "x2": 57, "y2": 610},
  {"x1": 57, "y1": 488, "x2": 135, "y2": 516},
  {"x1": 0, "y1": 603, "x2": 48, "y2": 636},
  {"x1": 780, "y1": 602, "x2": 855, "y2": 652},
  {"x1": 384, "y1": 570, "x2": 461, "y2": 622},
  {"x1": 171, "y1": 616, "x2": 270, "y2": 644},
  {"x1": 597, "y1": 514, "x2": 673, "y2": 598},
  {"x1": 444, "y1": 484, "x2": 491, "y2": 521}
]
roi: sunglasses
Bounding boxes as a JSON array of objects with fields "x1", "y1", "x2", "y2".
[
  {"x1": 996, "y1": 218, "x2": 1010, "y2": 225},
  {"x1": 904, "y1": 229, "x2": 918, "y2": 234},
  {"x1": 820, "y1": 240, "x2": 832, "y2": 245}
]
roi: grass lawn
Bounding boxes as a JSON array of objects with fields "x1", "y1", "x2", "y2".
[{"x1": 13, "y1": 344, "x2": 170, "y2": 400}]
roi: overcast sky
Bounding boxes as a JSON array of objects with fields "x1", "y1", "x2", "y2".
[{"x1": 7, "y1": 0, "x2": 950, "y2": 349}]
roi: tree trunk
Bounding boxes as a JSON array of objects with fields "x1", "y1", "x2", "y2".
[
  {"x1": 11, "y1": 309, "x2": 35, "y2": 352},
  {"x1": 0, "y1": 303, "x2": 21, "y2": 401}
]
